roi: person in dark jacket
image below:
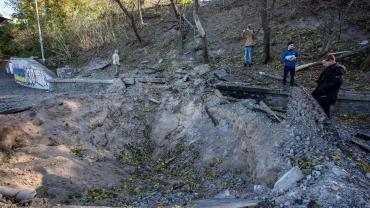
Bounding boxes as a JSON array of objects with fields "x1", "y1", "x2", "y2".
[
  {"x1": 281, "y1": 42, "x2": 299, "y2": 86},
  {"x1": 312, "y1": 54, "x2": 343, "y2": 117}
]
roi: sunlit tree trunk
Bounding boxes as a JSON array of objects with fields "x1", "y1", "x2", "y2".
[
  {"x1": 138, "y1": 0, "x2": 144, "y2": 25},
  {"x1": 193, "y1": 0, "x2": 209, "y2": 64}
]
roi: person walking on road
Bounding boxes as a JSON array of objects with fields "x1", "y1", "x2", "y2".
[
  {"x1": 243, "y1": 24, "x2": 256, "y2": 67},
  {"x1": 281, "y1": 42, "x2": 299, "y2": 86},
  {"x1": 112, "y1": 49, "x2": 120, "y2": 78},
  {"x1": 312, "y1": 54, "x2": 343, "y2": 118}
]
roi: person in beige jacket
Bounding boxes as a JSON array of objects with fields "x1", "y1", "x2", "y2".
[
  {"x1": 242, "y1": 24, "x2": 256, "y2": 67},
  {"x1": 112, "y1": 49, "x2": 120, "y2": 78}
]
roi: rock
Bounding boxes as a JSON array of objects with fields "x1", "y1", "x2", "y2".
[
  {"x1": 182, "y1": 74, "x2": 189, "y2": 82},
  {"x1": 214, "y1": 189, "x2": 234, "y2": 199},
  {"x1": 193, "y1": 79, "x2": 205, "y2": 87},
  {"x1": 330, "y1": 183, "x2": 339, "y2": 192},
  {"x1": 273, "y1": 166, "x2": 303, "y2": 193},
  {"x1": 314, "y1": 165, "x2": 323, "y2": 171},
  {"x1": 253, "y1": 185, "x2": 268, "y2": 194},
  {"x1": 122, "y1": 78, "x2": 135, "y2": 86},
  {"x1": 215, "y1": 89, "x2": 223, "y2": 98},
  {"x1": 214, "y1": 69, "x2": 229, "y2": 81},
  {"x1": 189, "y1": 199, "x2": 258, "y2": 208},
  {"x1": 140, "y1": 60, "x2": 150, "y2": 64},
  {"x1": 32, "y1": 118, "x2": 44, "y2": 126},
  {"x1": 0, "y1": 186, "x2": 36, "y2": 204},
  {"x1": 15, "y1": 189, "x2": 36, "y2": 204},
  {"x1": 366, "y1": 173, "x2": 370, "y2": 179},
  {"x1": 107, "y1": 78, "x2": 126, "y2": 93},
  {"x1": 312, "y1": 170, "x2": 321, "y2": 177},
  {"x1": 149, "y1": 98, "x2": 161, "y2": 104},
  {"x1": 56, "y1": 66, "x2": 74, "y2": 78},
  {"x1": 192, "y1": 64, "x2": 210, "y2": 76}
]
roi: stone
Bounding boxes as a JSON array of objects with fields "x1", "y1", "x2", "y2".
[
  {"x1": 182, "y1": 74, "x2": 190, "y2": 82},
  {"x1": 122, "y1": 78, "x2": 135, "y2": 85},
  {"x1": 253, "y1": 185, "x2": 268, "y2": 194},
  {"x1": 330, "y1": 183, "x2": 339, "y2": 192},
  {"x1": 314, "y1": 165, "x2": 323, "y2": 171},
  {"x1": 366, "y1": 173, "x2": 370, "y2": 179},
  {"x1": 189, "y1": 199, "x2": 258, "y2": 208},
  {"x1": 194, "y1": 79, "x2": 204, "y2": 87},
  {"x1": 214, "y1": 69, "x2": 229, "y2": 81},
  {"x1": 273, "y1": 166, "x2": 303, "y2": 193},
  {"x1": 214, "y1": 189, "x2": 234, "y2": 199},
  {"x1": 312, "y1": 170, "x2": 321, "y2": 177},
  {"x1": 15, "y1": 189, "x2": 36, "y2": 204},
  {"x1": 192, "y1": 64, "x2": 210, "y2": 76},
  {"x1": 149, "y1": 98, "x2": 161, "y2": 104},
  {"x1": 56, "y1": 66, "x2": 74, "y2": 78}
]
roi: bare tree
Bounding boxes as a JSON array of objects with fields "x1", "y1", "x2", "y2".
[
  {"x1": 170, "y1": 0, "x2": 180, "y2": 19},
  {"x1": 193, "y1": 0, "x2": 209, "y2": 63},
  {"x1": 112, "y1": 0, "x2": 142, "y2": 43},
  {"x1": 260, "y1": 0, "x2": 275, "y2": 64}
]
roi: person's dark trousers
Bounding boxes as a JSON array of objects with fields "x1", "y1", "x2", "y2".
[
  {"x1": 283, "y1": 66, "x2": 295, "y2": 86},
  {"x1": 314, "y1": 96, "x2": 331, "y2": 117}
]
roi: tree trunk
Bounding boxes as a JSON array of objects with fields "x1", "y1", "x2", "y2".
[
  {"x1": 193, "y1": 0, "x2": 209, "y2": 64},
  {"x1": 112, "y1": 0, "x2": 142, "y2": 43},
  {"x1": 261, "y1": 0, "x2": 270, "y2": 64},
  {"x1": 296, "y1": 46, "x2": 370, "y2": 71},
  {"x1": 170, "y1": 0, "x2": 180, "y2": 19},
  {"x1": 138, "y1": 0, "x2": 144, "y2": 25},
  {"x1": 361, "y1": 53, "x2": 370, "y2": 71}
]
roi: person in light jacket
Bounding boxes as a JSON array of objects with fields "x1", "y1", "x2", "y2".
[
  {"x1": 242, "y1": 24, "x2": 256, "y2": 67},
  {"x1": 112, "y1": 49, "x2": 120, "y2": 78}
]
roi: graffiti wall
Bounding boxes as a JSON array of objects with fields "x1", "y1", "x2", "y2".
[{"x1": 9, "y1": 58, "x2": 56, "y2": 90}]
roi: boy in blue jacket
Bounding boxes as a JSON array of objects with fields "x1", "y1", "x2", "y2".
[{"x1": 281, "y1": 42, "x2": 299, "y2": 86}]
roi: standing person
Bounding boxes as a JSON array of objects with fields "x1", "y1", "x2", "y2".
[
  {"x1": 243, "y1": 24, "x2": 256, "y2": 67},
  {"x1": 312, "y1": 54, "x2": 343, "y2": 118},
  {"x1": 281, "y1": 42, "x2": 299, "y2": 86},
  {"x1": 112, "y1": 49, "x2": 120, "y2": 78}
]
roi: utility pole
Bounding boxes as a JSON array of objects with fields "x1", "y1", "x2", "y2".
[{"x1": 34, "y1": 0, "x2": 45, "y2": 63}]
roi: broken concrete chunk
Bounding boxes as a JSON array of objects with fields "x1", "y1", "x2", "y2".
[
  {"x1": 16, "y1": 189, "x2": 37, "y2": 204},
  {"x1": 149, "y1": 98, "x2": 161, "y2": 104},
  {"x1": 214, "y1": 68, "x2": 229, "y2": 81},
  {"x1": 0, "y1": 186, "x2": 36, "y2": 203},
  {"x1": 214, "y1": 189, "x2": 234, "y2": 199},
  {"x1": 214, "y1": 89, "x2": 223, "y2": 98},
  {"x1": 182, "y1": 74, "x2": 190, "y2": 82},
  {"x1": 56, "y1": 66, "x2": 74, "y2": 78},
  {"x1": 189, "y1": 199, "x2": 258, "y2": 208},
  {"x1": 122, "y1": 78, "x2": 135, "y2": 85},
  {"x1": 273, "y1": 166, "x2": 303, "y2": 193},
  {"x1": 192, "y1": 64, "x2": 210, "y2": 76}
]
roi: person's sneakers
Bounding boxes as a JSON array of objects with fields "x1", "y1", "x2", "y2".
[
  {"x1": 244, "y1": 63, "x2": 247, "y2": 67},
  {"x1": 249, "y1": 63, "x2": 252, "y2": 67}
]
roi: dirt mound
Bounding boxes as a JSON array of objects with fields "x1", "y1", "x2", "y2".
[{"x1": 0, "y1": 125, "x2": 29, "y2": 151}]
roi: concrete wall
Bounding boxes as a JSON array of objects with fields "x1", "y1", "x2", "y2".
[{"x1": 49, "y1": 79, "x2": 113, "y2": 92}]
